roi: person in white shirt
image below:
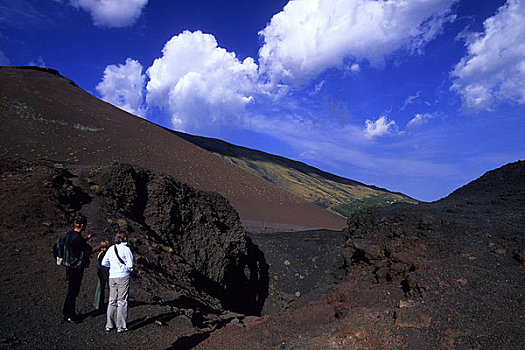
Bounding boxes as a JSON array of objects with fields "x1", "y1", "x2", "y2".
[{"x1": 102, "y1": 232, "x2": 134, "y2": 333}]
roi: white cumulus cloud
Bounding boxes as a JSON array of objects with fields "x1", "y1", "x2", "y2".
[
  {"x1": 451, "y1": 0, "x2": 525, "y2": 111},
  {"x1": 258, "y1": 0, "x2": 457, "y2": 87},
  {"x1": 96, "y1": 58, "x2": 147, "y2": 117},
  {"x1": 145, "y1": 30, "x2": 259, "y2": 131},
  {"x1": 364, "y1": 115, "x2": 396, "y2": 139},
  {"x1": 67, "y1": 0, "x2": 148, "y2": 28}
]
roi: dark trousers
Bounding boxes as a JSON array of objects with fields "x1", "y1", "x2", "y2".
[
  {"x1": 93, "y1": 267, "x2": 109, "y2": 310},
  {"x1": 63, "y1": 267, "x2": 84, "y2": 319}
]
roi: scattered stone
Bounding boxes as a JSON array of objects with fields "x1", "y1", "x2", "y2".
[
  {"x1": 439, "y1": 335, "x2": 456, "y2": 349},
  {"x1": 455, "y1": 277, "x2": 468, "y2": 286},
  {"x1": 334, "y1": 323, "x2": 367, "y2": 340},
  {"x1": 514, "y1": 250, "x2": 525, "y2": 265},
  {"x1": 351, "y1": 306, "x2": 369, "y2": 314},
  {"x1": 403, "y1": 272, "x2": 431, "y2": 297},
  {"x1": 487, "y1": 242, "x2": 506, "y2": 255},
  {"x1": 352, "y1": 239, "x2": 384, "y2": 260},
  {"x1": 494, "y1": 247, "x2": 506, "y2": 255},
  {"x1": 280, "y1": 292, "x2": 296, "y2": 303},
  {"x1": 399, "y1": 300, "x2": 414, "y2": 308},
  {"x1": 242, "y1": 316, "x2": 261, "y2": 327},
  {"x1": 221, "y1": 311, "x2": 243, "y2": 320},
  {"x1": 395, "y1": 309, "x2": 432, "y2": 329},
  {"x1": 229, "y1": 318, "x2": 240, "y2": 325}
]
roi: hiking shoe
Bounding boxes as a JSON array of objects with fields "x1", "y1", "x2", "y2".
[{"x1": 117, "y1": 328, "x2": 128, "y2": 333}]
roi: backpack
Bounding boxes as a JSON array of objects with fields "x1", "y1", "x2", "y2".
[{"x1": 53, "y1": 238, "x2": 64, "y2": 265}]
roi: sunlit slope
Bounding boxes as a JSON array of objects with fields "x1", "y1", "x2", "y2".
[
  {"x1": 175, "y1": 133, "x2": 418, "y2": 217},
  {"x1": 0, "y1": 66, "x2": 347, "y2": 230}
]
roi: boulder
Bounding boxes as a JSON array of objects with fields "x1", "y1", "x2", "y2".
[{"x1": 83, "y1": 163, "x2": 269, "y2": 315}]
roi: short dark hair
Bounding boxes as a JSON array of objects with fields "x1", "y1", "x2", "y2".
[{"x1": 74, "y1": 216, "x2": 87, "y2": 227}]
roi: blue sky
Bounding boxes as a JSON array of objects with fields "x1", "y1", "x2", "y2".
[{"x1": 1, "y1": 0, "x2": 524, "y2": 202}]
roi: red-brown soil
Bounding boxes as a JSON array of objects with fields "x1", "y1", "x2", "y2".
[
  {"x1": 196, "y1": 161, "x2": 525, "y2": 349},
  {"x1": 0, "y1": 66, "x2": 346, "y2": 231},
  {"x1": 1, "y1": 160, "x2": 524, "y2": 350},
  {"x1": 0, "y1": 67, "x2": 523, "y2": 350}
]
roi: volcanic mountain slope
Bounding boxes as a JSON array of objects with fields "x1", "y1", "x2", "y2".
[
  {"x1": 197, "y1": 160, "x2": 525, "y2": 349},
  {"x1": 0, "y1": 157, "x2": 271, "y2": 349},
  {"x1": 1, "y1": 65, "x2": 523, "y2": 349},
  {"x1": 0, "y1": 66, "x2": 345, "y2": 231},
  {"x1": 176, "y1": 132, "x2": 417, "y2": 217}
]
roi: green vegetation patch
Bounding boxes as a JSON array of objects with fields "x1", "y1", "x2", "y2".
[{"x1": 332, "y1": 195, "x2": 399, "y2": 218}]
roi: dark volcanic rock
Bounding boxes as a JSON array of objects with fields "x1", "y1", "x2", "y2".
[
  {"x1": 0, "y1": 158, "x2": 89, "y2": 229},
  {"x1": 2, "y1": 157, "x2": 524, "y2": 349},
  {"x1": 82, "y1": 163, "x2": 269, "y2": 315},
  {"x1": 337, "y1": 160, "x2": 525, "y2": 348},
  {"x1": 198, "y1": 161, "x2": 524, "y2": 349},
  {"x1": 249, "y1": 229, "x2": 346, "y2": 315},
  {"x1": 442, "y1": 160, "x2": 525, "y2": 206},
  {"x1": 0, "y1": 159, "x2": 268, "y2": 317},
  {"x1": 343, "y1": 209, "x2": 450, "y2": 295}
]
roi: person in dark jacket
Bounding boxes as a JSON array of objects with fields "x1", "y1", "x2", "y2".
[{"x1": 62, "y1": 217, "x2": 106, "y2": 323}]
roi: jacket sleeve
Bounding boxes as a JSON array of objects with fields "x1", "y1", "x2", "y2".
[
  {"x1": 124, "y1": 247, "x2": 134, "y2": 270},
  {"x1": 101, "y1": 246, "x2": 111, "y2": 267},
  {"x1": 73, "y1": 233, "x2": 92, "y2": 254}
]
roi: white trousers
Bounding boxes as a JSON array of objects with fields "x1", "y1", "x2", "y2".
[{"x1": 106, "y1": 276, "x2": 130, "y2": 329}]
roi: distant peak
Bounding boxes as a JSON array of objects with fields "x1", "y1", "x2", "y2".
[{"x1": 0, "y1": 66, "x2": 78, "y2": 87}]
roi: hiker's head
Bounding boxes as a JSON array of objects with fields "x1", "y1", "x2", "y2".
[
  {"x1": 100, "y1": 240, "x2": 110, "y2": 251},
  {"x1": 114, "y1": 232, "x2": 127, "y2": 244},
  {"x1": 74, "y1": 217, "x2": 87, "y2": 231}
]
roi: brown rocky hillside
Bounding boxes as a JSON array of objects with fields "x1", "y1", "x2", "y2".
[
  {"x1": 197, "y1": 160, "x2": 525, "y2": 349},
  {"x1": 0, "y1": 66, "x2": 345, "y2": 231},
  {"x1": 0, "y1": 65, "x2": 523, "y2": 349}
]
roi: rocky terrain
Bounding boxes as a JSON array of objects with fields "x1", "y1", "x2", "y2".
[
  {"x1": 1, "y1": 159, "x2": 523, "y2": 349},
  {"x1": 196, "y1": 161, "x2": 525, "y2": 349},
  {"x1": 0, "y1": 66, "x2": 523, "y2": 349},
  {"x1": 0, "y1": 158, "x2": 265, "y2": 345},
  {"x1": 0, "y1": 156, "x2": 343, "y2": 349}
]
